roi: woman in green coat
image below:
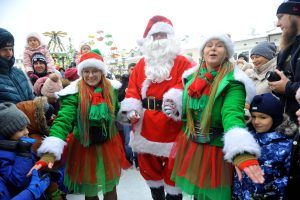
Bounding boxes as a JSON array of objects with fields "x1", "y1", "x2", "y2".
[
  {"x1": 29, "y1": 51, "x2": 129, "y2": 200},
  {"x1": 167, "y1": 33, "x2": 265, "y2": 200}
]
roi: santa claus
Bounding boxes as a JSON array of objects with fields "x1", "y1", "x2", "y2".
[{"x1": 119, "y1": 15, "x2": 192, "y2": 200}]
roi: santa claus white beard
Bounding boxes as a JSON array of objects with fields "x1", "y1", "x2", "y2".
[{"x1": 143, "y1": 38, "x2": 180, "y2": 83}]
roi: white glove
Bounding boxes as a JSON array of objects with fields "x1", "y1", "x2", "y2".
[
  {"x1": 163, "y1": 99, "x2": 177, "y2": 117},
  {"x1": 127, "y1": 110, "x2": 140, "y2": 120}
]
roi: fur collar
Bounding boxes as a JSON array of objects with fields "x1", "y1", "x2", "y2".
[{"x1": 58, "y1": 78, "x2": 122, "y2": 97}]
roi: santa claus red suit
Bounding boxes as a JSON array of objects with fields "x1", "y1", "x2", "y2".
[{"x1": 120, "y1": 15, "x2": 192, "y2": 200}]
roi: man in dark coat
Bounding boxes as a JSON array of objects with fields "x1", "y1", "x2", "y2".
[
  {"x1": 269, "y1": 1, "x2": 300, "y2": 198},
  {"x1": 0, "y1": 28, "x2": 34, "y2": 103}
]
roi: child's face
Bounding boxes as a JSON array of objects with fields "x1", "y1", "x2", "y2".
[
  {"x1": 33, "y1": 61, "x2": 46, "y2": 73},
  {"x1": 81, "y1": 45, "x2": 91, "y2": 54},
  {"x1": 251, "y1": 112, "x2": 273, "y2": 133},
  {"x1": 28, "y1": 37, "x2": 40, "y2": 48},
  {"x1": 10, "y1": 127, "x2": 29, "y2": 140}
]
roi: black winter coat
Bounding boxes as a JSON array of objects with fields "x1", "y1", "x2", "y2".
[{"x1": 276, "y1": 35, "x2": 300, "y2": 123}]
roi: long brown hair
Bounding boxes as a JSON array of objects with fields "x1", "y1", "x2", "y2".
[
  {"x1": 77, "y1": 74, "x2": 115, "y2": 146},
  {"x1": 185, "y1": 57, "x2": 234, "y2": 136}
]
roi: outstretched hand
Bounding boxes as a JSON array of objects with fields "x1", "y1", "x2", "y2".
[
  {"x1": 235, "y1": 165, "x2": 265, "y2": 184},
  {"x1": 27, "y1": 162, "x2": 53, "y2": 177}
]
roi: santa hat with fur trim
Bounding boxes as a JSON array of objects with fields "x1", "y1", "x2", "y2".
[
  {"x1": 26, "y1": 32, "x2": 42, "y2": 46},
  {"x1": 143, "y1": 15, "x2": 174, "y2": 38},
  {"x1": 198, "y1": 33, "x2": 234, "y2": 59},
  {"x1": 137, "y1": 15, "x2": 174, "y2": 46},
  {"x1": 77, "y1": 51, "x2": 107, "y2": 76}
]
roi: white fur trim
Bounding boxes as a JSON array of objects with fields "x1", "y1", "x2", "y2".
[
  {"x1": 37, "y1": 136, "x2": 67, "y2": 160},
  {"x1": 164, "y1": 184, "x2": 182, "y2": 195},
  {"x1": 120, "y1": 98, "x2": 143, "y2": 114},
  {"x1": 146, "y1": 22, "x2": 174, "y2": 38},
  {"x1": 136, "y1": 38, "x2": 145, "y2": 46},
  {"x1": 77, "y1": 58, "x2": 107, "y2": 76},
  {"x1": 233, "y1": 66, "x2": 256, "y2": 103},
  {"x1": 182, "y1": 65, "x2": 198, "y2": 80},
  {"x1": 109, "y1": 79, "x2": 122, "y2": 90},
  {"x1": 129, "y1": 133, "x2": 173, "y2": 157},
  {"x1": 223, "y1": 127, "x2": 261, "y2": 162},
  {"x1": 146, "y1": 180, "x2": 164, "y2": 188},
  {"x1": 162, "y1": 88, "x2": 183, "y2": 121},
  {"x1": 199, "y1": 33, "x2": 234, "y2": 58},
  {"x1": 57, "y1": 79, "x2": 80, "y2": 96},
  {"x1": 141, "y1": 79, "x2": 151, "y2": 99}
]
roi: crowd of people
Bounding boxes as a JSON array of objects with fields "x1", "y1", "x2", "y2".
[{"x1": 1, "y1": 0, "x2": 300, "y2": 199}]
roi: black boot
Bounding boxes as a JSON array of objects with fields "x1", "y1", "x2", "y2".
[
  {"x1": 166, "y1": 193, "x2": 182, "y2": 200},
  {"x1": 150, "y1": 186, "x2": 165, "y2": 200}
]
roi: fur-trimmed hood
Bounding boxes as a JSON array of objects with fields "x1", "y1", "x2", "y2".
[{"x1": 275, "y1": 114, "x2": 298, "y2": 136}]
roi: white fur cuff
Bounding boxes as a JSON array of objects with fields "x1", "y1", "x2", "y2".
[
  {"x1": 223, "y1": 127, "x2": 260, "y2": 162},
  {"x1": 120, "y1": 98, "x2": 143, "y2": 114},
  {"x1": 37, "y1": 136, "x2": 67, "y2": 160}
]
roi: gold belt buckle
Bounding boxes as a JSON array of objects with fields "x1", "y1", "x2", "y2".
[{"x1": 147, "y1": 96, "x2": 156, "y2": 110}]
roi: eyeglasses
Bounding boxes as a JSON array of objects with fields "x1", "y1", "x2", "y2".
[{"x1": 82, "y1": 69, "x2": 101, "y2": 76}]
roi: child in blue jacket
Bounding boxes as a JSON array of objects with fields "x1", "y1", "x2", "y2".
[
  {"x1": 232, "y1": 93, "x2": 297, "y2": 200},
  {"x1": 0, "y1": 102, "x2": 50, "y2": 199}
]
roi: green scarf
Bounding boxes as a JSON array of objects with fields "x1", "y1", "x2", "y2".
[{"x1": 89, "y1": 87, "x2": 109, "y2": 122}]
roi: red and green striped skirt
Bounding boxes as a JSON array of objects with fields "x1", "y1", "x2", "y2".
[
  {"x1": 169, "y1": 133, "x2": 233, "y2": 200},
  {"x1": 63, "y1": 133, "x2": 130, "y2": 197}
]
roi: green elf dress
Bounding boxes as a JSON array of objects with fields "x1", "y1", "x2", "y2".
[
  {"x1": 170, "y1": 63, "x2": 260, "y2": 200},
  {"x1": 37, "y1": 79, "x2": 130, "y2": 197}
]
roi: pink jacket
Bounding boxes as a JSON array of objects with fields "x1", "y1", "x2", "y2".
[{"x1": 23, "y1": 45, "x2": 55, "y2": 73}]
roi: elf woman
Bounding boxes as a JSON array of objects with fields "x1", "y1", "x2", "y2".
[
  {"x1": 29, "y1": 50, "x2": 129, "y2": 200},
  {"x1": 167, "y1": 33, "x2": 264, "y2": 200}
]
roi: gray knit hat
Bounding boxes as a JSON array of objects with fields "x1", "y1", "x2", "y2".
[
  {"x1": 0, "y1": 102, "x2": 29, "y2": 139},
  {"x1": 250, "y1": 42, "x2": 277, "y2": 60}
]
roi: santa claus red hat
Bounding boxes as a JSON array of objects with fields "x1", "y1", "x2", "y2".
[
  {"x1": 143, "y1": 15, "x2": 174, "y2": 38},
  {"x1": 77, "y1": 51, "x2": 107, "y2": 76}
]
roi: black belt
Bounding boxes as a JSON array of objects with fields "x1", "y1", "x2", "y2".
[
  {"x1": 189, "y1": 127, "x2": 224, "y2": 144},
  {"x1": 142, "y1": 97, "x2": 162, "y2": 111}
]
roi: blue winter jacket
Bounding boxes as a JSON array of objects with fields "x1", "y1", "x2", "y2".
[
  {"x1": 0, "y1": 142, "x2": 35, "y2": 198},
  {"x1": 232, "y1": 131, "x2": 293, "y2": 200},
  {"x1": 0, "y1": 56, "x2": 34, "y2": 104},
  {"x1": 0, "y1": 177, "x2": 34, "y2": 200}
]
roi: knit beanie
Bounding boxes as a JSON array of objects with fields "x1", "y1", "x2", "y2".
[
  {"x1": 64, "y1": 68, "x2": 79, "y2": 81},
  {"x1": 32, "y1": 52, "x2": 47, "y2": 66},
  {"x1": 238, "y1": 53, "x2": 249, "y2": 62},
  {"x1": 277, "y1": 0, "x2": 300, "y2": 16},
  {"x1": 41, "y1": 73, "x2": 63, "y2": 98},
  {"x1": 0, "y1": 102, "x2": 29, "y2": 139},
  {"x1": 26, "y1": 32, "x2": 42, "y2": 46},
  {"x1": 250, "y1": 93, "x2": 284, "y2": 129},
  {"x1": 0, "y1": 28, "x2": 14, "y2": 49},
  {"x1": 250, "y1": 42, "x2": 277, "y2": 60}
]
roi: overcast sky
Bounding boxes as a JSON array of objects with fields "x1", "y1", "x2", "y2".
[{"x1": 1, "y1": 0, "x2": 283, "y2": 57}]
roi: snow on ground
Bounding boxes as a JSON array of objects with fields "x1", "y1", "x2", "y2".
[{"x1": 66, "y1": 167, "x2": 192, "y2": 200}]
